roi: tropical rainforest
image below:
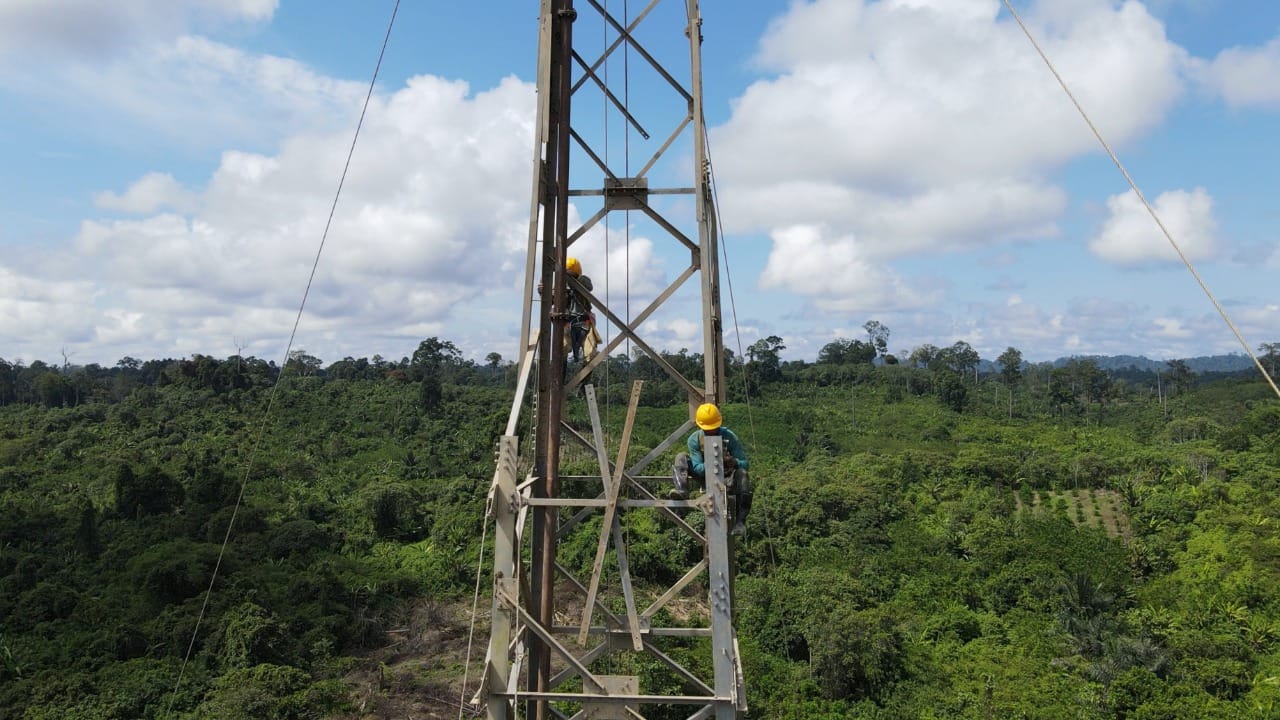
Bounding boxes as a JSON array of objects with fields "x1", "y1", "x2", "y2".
[{"x1": 1, "y1": 334, "x2": 1279, "y2": 719}]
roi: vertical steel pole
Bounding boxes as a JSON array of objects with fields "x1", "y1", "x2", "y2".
[
  {"x1": 703, "y1": 435, "x2": 739, "y2": 719},
  {"x1": 520, "y1": 0, "x2": 554, "y2": 361},
  {"x1": 530, "y1": 3, "x2": 576, "y2": 719},
  {"x1": 486, "y1": 436, "x2": 519, "y2": 720},
  {"x1": 687, "y1": 1, "x2": 724, "y2": 406}
]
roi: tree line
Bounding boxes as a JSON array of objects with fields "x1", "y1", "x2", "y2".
[
  {"x1": 1, "y1": 327, "x2": 1279, "y2": 717},
  {"x1": 7, "y1": 324, "x2": 1273, "y2": 415}
]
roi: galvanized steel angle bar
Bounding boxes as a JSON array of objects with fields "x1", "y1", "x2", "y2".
[
  {"x1": 554, "y1": 488, "x2": 704, "y2": 544},
  {"x1": 504, "y1": 329, "x2": 540, "y2": 436},
  {"x1": 640, "y1": 558, "x2": 708, "y2": 621},
  {"x1": 549, "y1": 639, "x2": 610, "y2": 688},
  {"x1": 570, "y1": 0, "x2": 661, "y2": 96},
  {"x1": 496, "y1": 690, "x2": 720, "y2": 704},
  {"x1": 684, "y1": 706, "x2": 715, "y2": 720},
  {"x1": 584, "y1": 385, "x2": 644, "y2": 650},
  {"x1": 558, "y1": 421, "x2": 703, "y2": 543},
  {"x1": 639, "y1": 638, "x2": 715, "y2": 696},
  {"x1": 579, "y1": 381, "x2": 644, "y2": 645},
  {"x1": 626, "y1": 419, "x2": 693, "y2": 476},
  {"x1": 636, "y1": 202, "x2": 698, "y2": 253},
  {"x1": 565, "y1": 207, "x2": 608, "y2": 251},
  {"x1": 567, "y1": 705, "x2": 647, "y2": 720},
  {"x1": 567, "y1": 127, "x2": 621, "y2": 181},
  {"x1": 566, "y1": 282, "x2": 701, "y2": 399},
  {"x1": 637, "y1": 113, "x2": 692, "y2": 179},
  {"x1": 698, "y1": 435, "x2": 738, "y2": 719},
  {"x1": 553, "y1": 561, "x2": 624, "y2": 628},
  {"x1": 496, "y1": 587, "x2": 606, "y2": 694},
  {"x1": 566, "y1": 264, "x2": 697, "y2": 392},
  {"x1": 570, "y1": 50, "x2": 650, "y2": 139},
  {"x1": 583, "y1": 0, "x2": 693, "y2": 104},
  {"x1": 557, "y1": 490, "x2": 704, "y2": 544}
]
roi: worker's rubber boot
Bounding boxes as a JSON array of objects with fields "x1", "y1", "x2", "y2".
[
  {"x1": 668, "y1": 472, "x2": 688, "y2": 500},
  {"x1": 731, "y1": 472, "x2": 751, "y2": 536},
  {"x1": 668, "y1": 454, "x2": 690, "y2": 500}
]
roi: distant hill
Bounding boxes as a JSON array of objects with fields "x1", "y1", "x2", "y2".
[
  {"x1": 978, "y1": 353, "x2": 1254, "y2": 374},
  {"x1": 1053, "y1": 354, "x2": 1253, "y2": 373}
]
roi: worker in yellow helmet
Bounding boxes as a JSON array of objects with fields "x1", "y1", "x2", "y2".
[
  {"x1": 563, "y1": 257, "x2": 594, "y2": 363},
  {"x1": 670, "y1": 403, "x2": 752, "y2": 535},
  {"x1": 539, "y1": 257, "x2": 596, "y2": 370}
]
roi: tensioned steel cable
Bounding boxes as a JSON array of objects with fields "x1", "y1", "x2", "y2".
[
  {"x1": 604, "y1": 0, "x2": 612, "y2": 429},
  {"x1": 1001, "y1": 0, "x2": 1279, "y2": 401},
  {"x1": 162, "y1": 2, "x2": 401, "y2": 715},
  {"x1": 704, "y1": 114, "x2": 807, "y2": 709},
  {"x1": 701, "y1": 123, "x2": 759, "y2": 486},
  {"x1": 622, "y1": 0, "x2": 633, "y2": 369}
]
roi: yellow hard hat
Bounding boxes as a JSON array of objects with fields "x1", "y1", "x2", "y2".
[
  {"x1": 566, "y1": 257, "x2": 582, "y2": 277},
  {"x1": 695, "y1": 403, "x2": 722, "y2": 431}
]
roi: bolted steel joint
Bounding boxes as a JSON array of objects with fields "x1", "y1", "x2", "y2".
[{"x1": 694, "y1": 494, "x2": 715, "y2": 516}]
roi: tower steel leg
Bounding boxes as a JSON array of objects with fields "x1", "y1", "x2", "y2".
[{"x1": 479, "y1": 1, "x2": 742, "y2": 717}]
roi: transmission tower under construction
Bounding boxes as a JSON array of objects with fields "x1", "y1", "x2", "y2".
[{"x1": 473, "y1": 0, "x2": 744, "y2": 718}]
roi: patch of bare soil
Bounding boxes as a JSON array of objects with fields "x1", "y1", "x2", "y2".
[
  {"x1": 332, "y1": 579, "x2": 712, "y2": 718},
  {"x1": 336, "y1": 598, "x2": 488, "y2": 719}
]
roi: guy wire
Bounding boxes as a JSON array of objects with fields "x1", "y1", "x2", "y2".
[{"x1": 162, "y1": 1, "x2": 402, "y2": 715}]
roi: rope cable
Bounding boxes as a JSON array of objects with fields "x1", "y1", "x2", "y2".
[
  {"x1": 161, "y1": 2, "x2": 401, "y2": 715},
  {"x1": 604, "y1": 0, "x2": 612, "y2": 432},
  {"x1": 457, "y1": 492, "x2": 493, "y2": 719},
  {"x1": 706, "y1": 114, "x2": 806, "y2": 702},
  {"x1": 615, "y1": 0, "x2": 627, "y2": 602},
  {"x1": 708, "y1": 182, "x2": 764, "y2": 535},
  {"x1": 1001, "y1": 0, "x2": 1280, "y2": 401},
  {"x1": 624, "y1": 0, "x2": 633, "y2": 365},
  {"x1": 701, "y1": 124, "x2": 758, "y2": 482}
]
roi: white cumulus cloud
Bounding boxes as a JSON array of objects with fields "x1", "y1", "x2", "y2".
[
  {"x1": 1192, "y1": 35, "x2": 1280, "y2": 109},
  {"x1": 14, "y1": 72, "x2": 541, "y2": 364},
  {"x1": 1090, "y1": 187, "x2": 1218, "y2": 266},
  {"x1": 0, "y1": 267, "x2": 100, "y2": 359},
  {"x1": 714, "y1": 0, "x2": 1187, "y2": 312},
  {"x1": 1151, "y1": 317, "x2": 1194, "y2": 339},
  {"x1": 93, "y1": 172, "x2": 196, "y2": 214},
  {"x1": 53, "y1": 36, "x2": 367, "y2": 150},
  {"x1": 0, "y1": 0, "x2": 275, "y2": 58},
  {"x1": 568, "y1": 234, "x2": 668, "y2": 303},
  {"x1": 760, "y1": 224, "x2": 940, "y2": 313}
]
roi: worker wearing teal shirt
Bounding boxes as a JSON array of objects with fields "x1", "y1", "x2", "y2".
[{"x1": 669, "y1": 403, "x2": 752, "y2": 535}]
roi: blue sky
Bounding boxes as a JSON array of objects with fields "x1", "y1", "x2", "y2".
[{"x1": 1, "y1": 0, "x2": 1277, "y2": 368}]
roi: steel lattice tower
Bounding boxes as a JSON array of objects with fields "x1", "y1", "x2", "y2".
[{"x1": 475, "y1": 1, "x2": 742, "y2": 718}]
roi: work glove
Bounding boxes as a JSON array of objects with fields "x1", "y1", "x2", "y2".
[{"x1": 723, "y1": 452, "x2": 738, "y2": 471}]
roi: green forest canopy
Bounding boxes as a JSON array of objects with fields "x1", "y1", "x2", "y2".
[{"x1": 1, "y1": 335, "x2": 1279, "y2": 718}]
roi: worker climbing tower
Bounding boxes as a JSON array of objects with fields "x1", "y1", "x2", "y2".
[{"x1": 475, "y1": 0, "x2": 743, "y2": 718}]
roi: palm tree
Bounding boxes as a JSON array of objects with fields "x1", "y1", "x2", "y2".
[{"x1": 1056, "y1": 572, "x2": 1116, "y2": 658}]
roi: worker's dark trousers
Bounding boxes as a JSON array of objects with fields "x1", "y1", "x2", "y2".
[
  {"x1": 672, "y1": 453, "x2": 752, "y2": 523},
  {"x1": 569, "y1": 320, "x2": 590, "y2": 362},
  {"x1": 559, "y1": 319, "x2": 592, "y2": 387}
]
